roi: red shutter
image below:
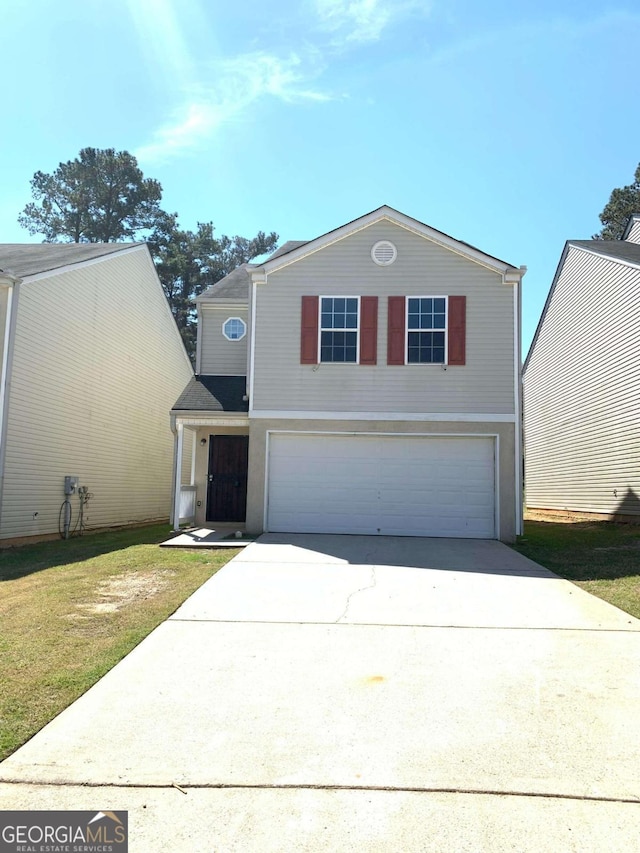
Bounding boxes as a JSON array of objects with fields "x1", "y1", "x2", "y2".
[
  {"x1": 300, "y1": 296, "x2": 319, "y2": 364},
  {"x1": 448, "y1": 295, "x2": 466, "y2": 366},
  {"x1": 387, "y1": 296, "x2": 405, "y2": 365},
  {"x1": 359, "y1": 296, "x2": 378, "y2": 365}
]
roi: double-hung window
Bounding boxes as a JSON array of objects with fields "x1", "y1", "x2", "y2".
[
  {"x1": 388, "y1": 294, "x2": 465, "y2": 366},
  {"x1": 320, "y1": 297, "x2": 359, "y2": 363},
  {"x1": 407, "y1": 297, "x2": 447, "y2": 363}
]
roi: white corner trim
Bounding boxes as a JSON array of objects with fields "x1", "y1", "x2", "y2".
[
  {"x1": 249, "y1": 411, "x2": 517, "y2": 422},
  {"x1": 248, "y1": 278, "x2": 258, "y2": 412},
  {"x1": 513, "y1": 279, "x2": 523, "y2": 536}
]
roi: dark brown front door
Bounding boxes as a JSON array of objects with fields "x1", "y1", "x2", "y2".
[{"x1": 206, "y1": 435, "x2": 249, "y2": 522}]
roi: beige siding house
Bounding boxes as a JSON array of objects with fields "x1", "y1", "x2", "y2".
[
  {"x1": 171, "y1": 207, "x2": 525, "y2": 542},
  {"x1": 523, "y1": 216, "x2": 640, "y2": 517},
  {"x1": 0, "y1": 243, "x2": 193, "y2": 541}
]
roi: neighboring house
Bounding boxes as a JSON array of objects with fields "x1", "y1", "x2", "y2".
[
  {"x1": 523, "y1": 214, "x2": 640, "y2": 518},
  {"x1": 0, "y1": 243, "x2": 193, "y2": 542},
  {"x1": 171, "y1": 206, "x2": 525, "y2": 541}
]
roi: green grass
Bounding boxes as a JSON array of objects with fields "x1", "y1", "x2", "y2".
[
  {"x1": 0, "y1": 524, "x2": 238, "y2": 761},
  {"x1": 514, "y1": 519, "x2": 640, "y2": 620}
]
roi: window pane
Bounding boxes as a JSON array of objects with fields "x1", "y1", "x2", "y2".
[
  {"x1": 406, "y1": 330, "x2": 446, "y2": 363},
  {"x1": 434, "y1": 298, "x2": 446, "y2": 313},
  {"x1": 320, "y1": 330, "x2": 357, "y2": 362},
  {"x1": 334, "y1": 298, "x2": 345, "y2": 312},
  {"x1": 433, "y1": 313, "x2": 446, "y2": 329}
]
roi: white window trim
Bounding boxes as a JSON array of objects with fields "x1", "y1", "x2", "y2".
[
  {"x1": 318, "y1": 295, "x2": 361, "y2": 364},
  {"x1": 404, "y1": 295, "x2": 448, "y2": 366},
  {"x1": 222, "y1": 316, "x2": 247, "y2": 341}
]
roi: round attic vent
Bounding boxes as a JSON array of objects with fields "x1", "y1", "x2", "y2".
[{"x1": 371, "y1": 240, "x2": 397, "y2": 266}]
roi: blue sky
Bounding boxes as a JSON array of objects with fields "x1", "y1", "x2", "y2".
[{"x1": 2, "y1": 0, "x2": 639, "y2": 353}]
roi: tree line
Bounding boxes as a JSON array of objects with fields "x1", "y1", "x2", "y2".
[
  {"x1": 17, "y1": 148, "x2": 640, "y2": 358},
  {"x1": 18, "y1": 148, "x2": 278, "y2": 361}
]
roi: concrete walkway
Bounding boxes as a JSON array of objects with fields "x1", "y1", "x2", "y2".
[{"x1": 1, "y1": 534, "x2": 640, "y2": 851}]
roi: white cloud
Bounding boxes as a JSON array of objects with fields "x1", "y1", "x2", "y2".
[
  {"x1": 133, "y1": 0, "x2": 424, "y2": 164},
  {"x1": 315, "y1": 0, "x2": 427, "y2": 45},
  {"x1": 135, "y1": 52, "x2": 334, "y2": 165}
]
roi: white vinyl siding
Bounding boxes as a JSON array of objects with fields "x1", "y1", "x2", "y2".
[
  {"x1": 624, "y1": 219, "x2": 640, "y2": 244},
  {"x1": 200, "y1": 305, "x2": 248, "y2": 375},
  {"x1": 524, "y1": 246, "x2": 640, "y2": 515},
  {"x1": 0, "y1": 248, "x2": 193, "y2": 539},
  {"x1": 253, "y1": 221, "x2": 515, "y2": 413},
  {"x1": 266, "y1": 433, "x2": 496, "y2": 538}
]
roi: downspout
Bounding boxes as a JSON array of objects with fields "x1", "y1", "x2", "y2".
[
  {"x1": 0, "y1": 273, "x2": 21, "y2": 534},
  {"x1": 509, "y1": 266, "x2": 526, "y2": 537},
  {"x1": 170, "y1": 414, "x2": 179, "y2": 529}
]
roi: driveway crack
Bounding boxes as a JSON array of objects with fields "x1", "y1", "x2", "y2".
[{"x1": 335, "y1": 564, "x2": 378, "y2": 623}]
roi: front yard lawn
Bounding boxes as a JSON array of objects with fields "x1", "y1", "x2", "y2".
[
  {"x1": 514, "y1": 519, "x2": 640, "y2": 620},
  {"x1": 0, "y1": 524, "x2": 237, "y2": 761}
]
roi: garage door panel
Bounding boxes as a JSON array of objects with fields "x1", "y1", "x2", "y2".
[{"x1": 267, "y1": 434, "x2": 496, "y2": 539}]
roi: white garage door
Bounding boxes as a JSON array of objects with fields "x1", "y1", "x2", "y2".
[{"x1": 267, "y1": 433, "x2": 496, "y2": 539}]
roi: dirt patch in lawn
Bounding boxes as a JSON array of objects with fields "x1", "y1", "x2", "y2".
[{"x1": 74, "y1": 570, "x2": 176, "y2": 615}]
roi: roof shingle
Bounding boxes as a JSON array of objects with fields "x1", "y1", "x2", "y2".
[
  {"x1": 172, "y1": 375, "x2": 248, "y2": 412},
  {"x1": 0, "y1": 243, "x2": 144, "y2": 278}
]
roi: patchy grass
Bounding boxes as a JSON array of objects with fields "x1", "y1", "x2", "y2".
[
  {"x1": 514, "y1": 519, "x2": 640, "y2": 620},
  {"x1": 0, "y1": 525, "x2": 238, "y2": 761}
]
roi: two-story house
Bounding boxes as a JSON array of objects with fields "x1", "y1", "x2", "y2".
[
  {"x1": 0, "y1": 242, "x2": 193, "y2": 542},
  {"x1": 523, "y1": 214, "x2": 640, "y2": 518},
  {"x1": 171, "y1": 206, "x2": 525, "y2": 541}
]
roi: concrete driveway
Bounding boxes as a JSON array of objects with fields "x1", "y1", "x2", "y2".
[{"x1": 1, "y1": 534, "x2": 640, "y2": 851}]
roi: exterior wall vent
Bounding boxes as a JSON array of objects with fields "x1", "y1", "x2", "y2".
[{"x1": 371, "y1": 240, "x2": 397, "y2": 266}]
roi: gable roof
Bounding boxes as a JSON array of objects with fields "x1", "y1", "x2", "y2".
[
  {"x1": 0, "y1": 243, "x2": 144, "y2": 279},
  {"x1": 524, "y1": 238, "x2": 640, "y2": 373},
  {"x1": 252, "y1": 205, "x2": 522, "y2": 278}
]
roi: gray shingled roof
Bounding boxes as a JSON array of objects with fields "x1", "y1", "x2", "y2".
[
  {"x1": 0, "y1": 243, "x2": 144, "y2": 279},
  {"x1": 570, "y1": 240, "x2": 640, "y2": 266},
  {"x1": 266, "y1": 240, "x2": 308, "y2": 260},
  {"x1": 172, "y1": 376, "x2": 248, "y2": 412},
  {"x1": 197, "y1": 264, "x2": 252, "y2": 301},
  {"x1": 196, "y1": 243, "x2": 310, "y2": 303}
]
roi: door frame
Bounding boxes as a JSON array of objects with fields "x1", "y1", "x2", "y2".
[{"x1": 206, "y1": 433, "x2": 249, "y2": 523}]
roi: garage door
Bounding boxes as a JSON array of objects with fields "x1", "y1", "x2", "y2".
[{"x1": 266, "y1": 433, "x2": 496, "y2": 538}]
